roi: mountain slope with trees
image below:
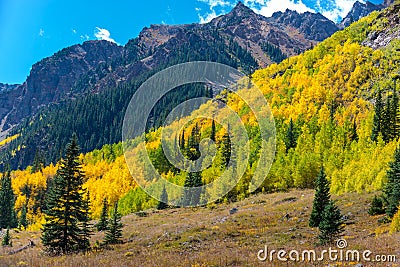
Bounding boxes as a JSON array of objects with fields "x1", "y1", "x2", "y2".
[
  {"x1": 3, "y1": 3, "x2": 400, "y2": 233},
  {"x1": 0, "y1": 2, "x2": 342, "y2": 170}
]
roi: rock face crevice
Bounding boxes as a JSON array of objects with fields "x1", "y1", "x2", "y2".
[{"x1": 362, "y1": 3, "x2": 400, "y2": 50}]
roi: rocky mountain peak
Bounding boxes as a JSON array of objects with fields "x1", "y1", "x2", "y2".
[
  {"x1": 384, "y1": 0, "x2": 395, "y2": 7},
  {"x1": 210, "y1": 1, "x2": 263, "y2": 28},
  {"x1": 269, "y1": 9, "x2": 339, "y2": 41},
  {"x1": 340, "y1": 1, "x2": 382, "y2": 28},
  {"x1": 230, "y1": 1, "x2": 254, "y2": 17}
]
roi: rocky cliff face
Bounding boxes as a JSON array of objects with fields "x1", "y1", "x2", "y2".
[
  {"x1": 384, "y1": 0, "x2": 395, "y2": 7},
  {"x1": 0, "y1": 41, "x2": 123, "y2": 130},
  {"x1": 0, "y1": 2, "x2": 341, "y2": 135},
  {"x1": 362, "y1": 3, "x2": 400, "y2": 49},
  {"x1": 0, "y1": 83, "x2": 18, "y2": 93},
  {"x1": 269, "y1": 9, "x2": 339, "y2": 41}
]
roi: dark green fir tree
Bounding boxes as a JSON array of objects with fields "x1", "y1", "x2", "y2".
[
  {"x1": 220, "y1": 125, "x2": 231, "y2": 169},
  {"x1": 387, "y1": 181, "x2": 400, "y2": 219},
  {"x1": 384, "y1": 147, "x2": 400, "y2": 218},
  {"x1": 309, "y1": 167, "x2": 331, "y2": 227},
  {"x1": 0, "y1": 170, "x2": 17, "y2": 230},
  {"x1": 350, "y1": 119, "x2": 358, "y2": 142},
  {"x1": 79, "y1": 191, "x2": 92, "y2": 252},
  {"x1": 157, "y1": 186, "x2": 169, "y2": 210},
  {"x1": 183, "y1": 170, "x2": 203, "y2": 206},
  {"x1": 210, "y1": 119, "x2": 216, "y2": 142},
  {"x1": 96, "y1": 198, "x2": 109, "y2": 231},
  {"x1": 41, "y1": 135, "x2": 91, "y2": 254},
  {"x1": 2, "y1": 228, "x2": 11, "y2": 247},
  {"x1": 103, "y1": 202, "x2": 123, "y2": 245},
  {"x1": 19, "y1": 205, "x2": 28, "y2": 230},
  {"x1": 368, "y1": 195, "x2": 385, "y2": 216},
  {"x1": 318, "y1": 200, "x2": 345, "y2": 245},
  {"x1": 371, "y1": 90, "x2": 383, "y2": 142},
  {"x1": 285, "y1": 118, "x2": 297, "y2": 152}
]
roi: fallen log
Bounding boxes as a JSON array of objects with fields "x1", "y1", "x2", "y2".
[{"x1": 8, "y1": 240, "x2": 35, "y2": 255}]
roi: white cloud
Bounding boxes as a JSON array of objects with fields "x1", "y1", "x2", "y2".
[
  {"x1": 80, "y1": 34, "x2": 90, "y2": 41},
  {"x1": 72, "y1": 29, "x2": 77, "y2": 34},
  {"x1": 244, "y1": 0, "x2": 314, "y2": 18},
  {"x1": 38, "y1": 28, "x2": 44, "y2": 37},
  {"x1": 94, "y1": 27, "x2": 117, "y2": 44},
  {"x1": 196, "y1": 0, "x2": 235, "y2": 23},
  {"x1": 196, "y1": 0, "x2": 361, "y2": 24},
  {"x1": 316, "y1": 0, "x2": 360, "y2": 22}
]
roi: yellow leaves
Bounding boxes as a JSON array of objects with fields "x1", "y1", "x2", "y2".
[
  {"x1": 390, "y1": 208, "x2": 400, "y2": 233},
  {"x1": 84, "y1": 155, "x2": 136, "y2": 217},
  {"x1": 318, "y1": 104, "x2": 330, "y2": 125},
  {"x1": 0, "y1": 134, "x2": 20, "y2": 147}
]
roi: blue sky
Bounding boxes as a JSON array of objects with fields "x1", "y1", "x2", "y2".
[{"x1": 0, "y1": 0, "x2": 383, "y2": 84}]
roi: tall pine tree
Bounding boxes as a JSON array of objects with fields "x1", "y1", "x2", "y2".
[
  {"x1": 41, "y1": 135, "x2": 91, "y2": 254},
  {"x1": 78, "y1": 191, "x2": 92, "y2": 252},
  {"x1": 2, "y1": 228, "x2": 11, "y2": 247},
  {"x1": 318, "y1": 200, "x2": 345, "y2": 245},
  {"x1": 390, "y1": 85, "x2": 399, "y2": 138},
  {"x1": 383, "y1": 95, "x2": 392, "y2": 142},
  {"x1": 285, "y1": 118, "x2": 297, "y2": 152},
  {"x1": 210, "y1": 119, "x2": 216, "y2": 142},
  {"x1": 384, "y1": 147, "x2": 400, "y2": 218},
  {"x1": 187, "y1": 123, "x2": 200, "y2": 161},
  {"x1": 157, "y1": 186, "x2": 169, "y2": 210},
  {"x1": 96, "y1": 198, "x2": 109, "y2": 231},
  {"x1": 183, "y1": 170, "x2": 203, "y2": 206},
  {"x1": 19, "y1": 205, "x2": 28, "y2": 230},
  {"x1": 103, "y1": 202, "x2": 123, "y2": 245},
  {"x1": 220, "y1": 125, "x2": 231, "y2": 169},
  {"x1": 0, "y1": 170, "x2": 17, "y2": 230},
  {"x1": 309, "y1": 167, "x2": 331, "y2": 227},
  {"x1": 371, "y1": 90, "x2": 383, "y2": 142}
]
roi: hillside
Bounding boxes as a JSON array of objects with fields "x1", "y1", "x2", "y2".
[
  {"x1": 0, "y1": 2, "x2": 400, "y2": 266},
  {"x1": 2, "y1": 1, "x2": 399, "y2": 232},
  {"x1": 1, "y1": 190, "x2": 399, "y2": 266},
  {"x1": 0, "y1": 2, "x2": 340, "y2": 170}
]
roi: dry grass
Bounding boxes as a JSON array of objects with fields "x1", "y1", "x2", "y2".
[{"x1": 0, "y1": 190, "x2": 399, "y2": 266}]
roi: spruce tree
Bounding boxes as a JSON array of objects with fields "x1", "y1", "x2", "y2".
[
  {"x1": 368, "y1": 195, "x2": 385, "y2": 216},
  {"x1": 32, "y1": 149, "x2": 45, "y2": 173},
  {"x1": 285, "y1": 118, "x2": 297, "y2": 152},
  {"x1": 103, "y1": 202, "x2": 123, "y2": 245},
  {"x1": 220, "y1": 125, "x2": 231, "y2": 169},
  {"x1": 384, "y1": 147, "x2": 400, "y2": 218},
  {"x1": 350, "y1": 119, "x2": 358, "y2": 142},
  {"x1": 96, "y1": 198, "x2": 109, "y2": 231},
  {"x1": 2, "y1": 228, "x2": 11, "y2": 247},
  {"x1": 41, "y1": 135, "x2": 91, "y2": 254},
  {"x1": 371, "y1": 90, "x2": 383, "y2": 142},
  {"x1": 19, "y1": 205, "x2": 28, "y2": 230},
  {"x1": 180, "y1": 130, "x2": 185, "y2": 153},
  {"x1": 183, "y1": 170, "x2": 203, "y2": 206},
  {"x1": 383, "y1": 95, "x2": 392, "y2": 142},
  {"x1": 387, "y1": 181, "x2": 400, "y2": 218},
  {"x1": 210, "y1": 119, "x2": 216, "y2": 142},
  {"x1": 0, "y1": 171, "x2": 17, "y2": 229},
  {"x1": 187, "y1": 123, "x2": 200, "y2": 160},
  {"x1": 157, "y1": 186, "x2": 169, "y2": 210},
  {"x1": 318, "y1": 200, "x2": 345, "y2": 245},
  {"x1": 309, "y1": 167, "x2": 331, "y2": 227},
  {"x1": 391, "y1": 84, "x2": 399, "y2": 139},
  {"x1": 79, "y1": 191, "x2": 92, "y2": 252}
]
